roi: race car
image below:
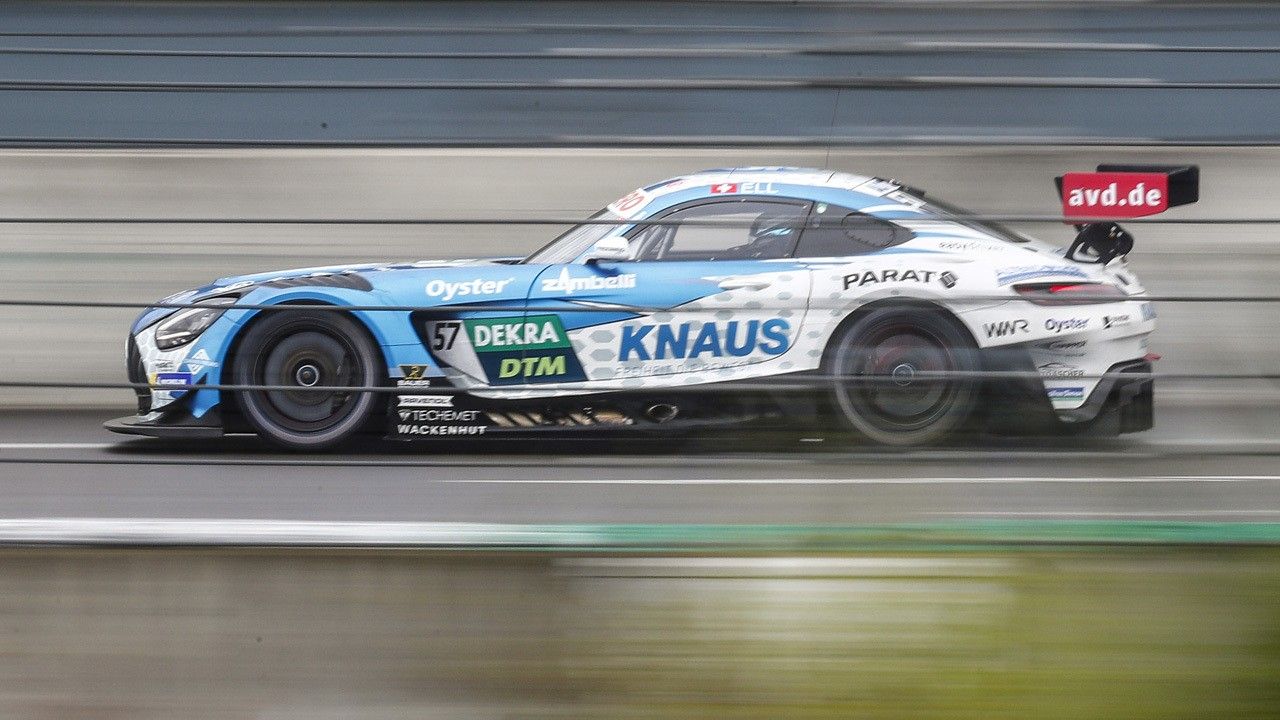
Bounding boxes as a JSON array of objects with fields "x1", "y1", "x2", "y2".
[{"x1": 106, "y1": 166, "x2": 1181, "y2": 449}]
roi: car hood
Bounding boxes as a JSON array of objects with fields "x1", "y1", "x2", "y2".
[
  {"x1": 132, "y1": 257, "x2": 521, "y2": 334},
  {"x1": 208, "y1": 257, "x2": 520, "y2": 289}
]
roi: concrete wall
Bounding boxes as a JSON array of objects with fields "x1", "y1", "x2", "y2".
[{"x1": 0, "y1": 146, "x2": 1274, "y2": 407}]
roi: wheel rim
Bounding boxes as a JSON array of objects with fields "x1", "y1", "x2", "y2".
[
  {"x1": 250, "y1": 329, "x2": 367, "y2": 433},
  {"x1": 837, "y1": 323, "x2": 962, "y2": 434}
]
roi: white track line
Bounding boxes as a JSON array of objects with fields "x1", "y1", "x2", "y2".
[
  {"x1": 0, "y1": 519, "x2": 603, "y2": 546},
  {"x1": 0, "y1": 443, "x2": 115, "y2": 450},
  {"x1": 446, "y1": 475, "x2": 1280, "y2": 485}
]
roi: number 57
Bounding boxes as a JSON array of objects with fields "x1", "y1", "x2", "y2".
[{"x1": 431, "y1": 321, "x2": 460, "y2": 351}]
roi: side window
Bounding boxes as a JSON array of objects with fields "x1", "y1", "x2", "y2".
[
  {"x1": 629, "y1": 199, "x2": 808, "y2": 262},
  {"x1": 793, "y1": 203, "x2": 914, "y2": 258}
]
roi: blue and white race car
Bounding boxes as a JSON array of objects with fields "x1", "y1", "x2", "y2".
[{"x1": 106, "y1": 166, "x2": 1170, "y2": 449}]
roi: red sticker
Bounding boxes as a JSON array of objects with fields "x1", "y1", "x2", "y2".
[
  {"x1": 709, "y1": 182, "x2": 739, "y2": 194},
  {"x1": 1061, "y1": 172, "x2": 1169, "y2": 218},
  {"x1": 609, "y1": 190, "x2": 648, "y2": 216}
]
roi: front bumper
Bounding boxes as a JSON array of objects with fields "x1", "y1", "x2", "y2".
[{"x1": 103, "y1": 408, "x2": 224, "y2": 439}]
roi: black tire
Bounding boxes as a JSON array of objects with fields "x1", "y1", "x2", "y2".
[
  {"x1": 827, "y1": 306, "x2": 979, "y2": 446},
  {"x1": 232, "y1": 310, "x2": 383, "y2": 450}
]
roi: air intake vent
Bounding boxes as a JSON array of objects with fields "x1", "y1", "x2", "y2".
[
  {"x1": 126, "y1": 337, "x2": 150, "y2": 413},
  {"x1": 484, "y1": 407, "x2": 634, "y2": 428},
  {"x1": 263, "y1": 273, "x2": 373, "y2": 291}
]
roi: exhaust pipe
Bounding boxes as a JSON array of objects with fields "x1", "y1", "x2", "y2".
[{"x1": 645, "y1": 403, "x2": 679, "y2": 423}]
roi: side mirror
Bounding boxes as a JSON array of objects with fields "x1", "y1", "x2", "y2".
[{"x1": 584, "y1": 236, "x2": 632, "y2": 263}]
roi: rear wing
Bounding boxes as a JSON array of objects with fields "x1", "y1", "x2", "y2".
[
  {"x1": 1055, "y1": 164, "x2": 1199, "y2": 219},
  {"x1": 1053, "y1": 164, "x2": 1199, "y2": 263}
]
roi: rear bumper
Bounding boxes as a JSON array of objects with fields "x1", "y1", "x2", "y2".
[
  {"x1": 983, "y1": 354, "x2": 1153, "y2": 436},
  {"x1": 1058, "y1": 359, "x2": 1154, "y2": 433}
]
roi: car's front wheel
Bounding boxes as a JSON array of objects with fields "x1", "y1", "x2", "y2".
[
  {"x1": 827, "y1": 306, "x2": 979, "y2": 446},
  {"x1": 232, "y1": 310, "x2": 383, "y2": 450}
]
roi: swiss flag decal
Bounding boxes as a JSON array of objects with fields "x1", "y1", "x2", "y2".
[{"x1": 710, "y1": 183, "x2": 739, "y2": 194}]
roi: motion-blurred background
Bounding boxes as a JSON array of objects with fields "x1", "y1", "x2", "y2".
[{"x1": 1, "y1": 2, "x2": 1278, "y2": 718}]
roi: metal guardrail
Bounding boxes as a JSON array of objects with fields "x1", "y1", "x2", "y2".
[{"x1": 6, "y1": 3, "x2": 1280, "y2": 147}]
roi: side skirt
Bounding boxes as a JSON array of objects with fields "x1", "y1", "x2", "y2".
[{"x1": 382, "y1": 388, "x2": 811, "y2": 440}]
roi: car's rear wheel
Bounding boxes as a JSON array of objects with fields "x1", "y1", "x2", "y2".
[
  {"x1": 232, "y1": 310, "x2": 382, "y2": 450},
  {"x1": 828, "y1": 306, "x2": 978, "y2": 446}
]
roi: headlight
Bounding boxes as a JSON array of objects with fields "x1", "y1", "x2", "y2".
[{"x1": 153, "y1": 296, "x2": 237, "y2": 350}]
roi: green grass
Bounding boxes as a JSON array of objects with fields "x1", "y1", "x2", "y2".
[{"x1": 554, "y1": 547, "x2": 1280, "y2": 718}]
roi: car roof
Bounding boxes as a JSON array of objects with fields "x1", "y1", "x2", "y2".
[
  {"x1": 609, "y1": 166, "x2": 916, "y2": 220},
  {"x1": 656, "y1": 166, "x2": 875, "y2": 193}
]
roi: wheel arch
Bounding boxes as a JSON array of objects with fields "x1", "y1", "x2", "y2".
[
  {"x1": 819, "y1": 297, "x2": 986, "y2": 446},
  {"x1": 221, "y1": 299, "x2": 392, "y2": 422},
  {"x1": 820, "y1": 298, "x2": 979, "y2": 370}
]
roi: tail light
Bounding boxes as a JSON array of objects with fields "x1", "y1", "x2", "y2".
[{"x1": 1013, "y1": 282, "x2": 1128, "y2": 305}]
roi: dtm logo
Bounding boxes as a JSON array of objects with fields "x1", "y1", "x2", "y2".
[
  {"x1": 619, "y1": 319, "x2": 790, "y2": 361},
  {"x1": 1044, "y1": 318, "x2": 1088, "y2": 333},
  {"x1": 425, "y1": 277, "x2": 515, "y2": 301},
  {"x1": 983, "y1": 319, "x2": 1030, "y2": 338},
  {"x1": 541, "y1": 268, "x2": 637, "y2": 295},
  {"x1": 499, "y1": 356, "x2": 569, "y2": 379},
  {"x1": 842, "y1": 269, "x2": 957, "y2": 289}
]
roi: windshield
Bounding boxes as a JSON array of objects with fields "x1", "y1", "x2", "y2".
[
  {"x1": 523, "y1": 210, "x2": 623, "y2": 264},
  {"x1": 895, "y1": 187, "x2": 1032, "y2": 244}
]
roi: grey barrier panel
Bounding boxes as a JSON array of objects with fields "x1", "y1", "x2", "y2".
[{"x1": 4, "y1": 1, "x2": 1280, "y2": 145}]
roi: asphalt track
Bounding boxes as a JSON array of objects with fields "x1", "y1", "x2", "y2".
[{"x1": 1, "y1": 404, "x2": 1277, "y2": 524}]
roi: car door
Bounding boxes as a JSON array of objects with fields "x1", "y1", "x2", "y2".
[
  {"x1": 525, "y1": 197, "x2": 813, "y2": 388},
  {"x1": 390, "y1": 263, "x2": 547, "y2": 389}
]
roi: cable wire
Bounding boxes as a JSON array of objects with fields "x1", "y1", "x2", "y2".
[
  {"x1": 5, "y1": 76, "x2": 1280, "y2": 92},
  {"x1": 0, "y1": 296, "x2": 1265, "y2": 314},
  {"x1": 5, "y1": 40, "x2": 1280, "y2": 60},
  {"x1": 0, "y1": 372, "x2": 1272, "y2": 395},
  {"x1": 0, "y1": 215, "x2": 1273, "y2": 225}
]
